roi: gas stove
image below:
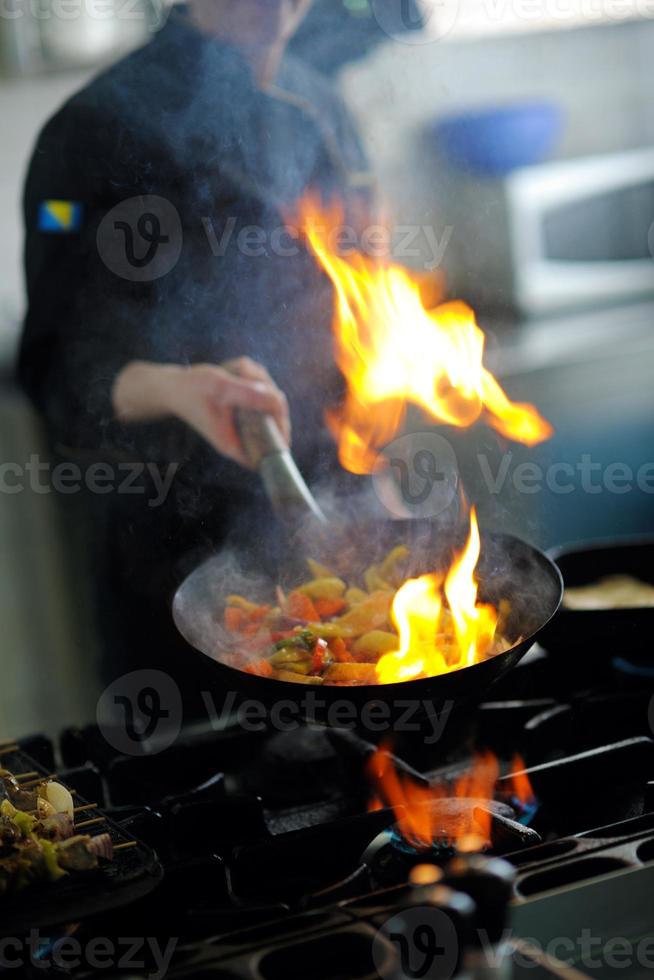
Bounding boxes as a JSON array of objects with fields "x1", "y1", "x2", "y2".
[{"x1": 5, "y1": 643, "x2": 654, "y2": 979}]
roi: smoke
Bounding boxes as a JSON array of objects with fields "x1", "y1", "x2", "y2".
[{"x1": 173, "y1": 468, "x2": 561, "y2": 672}]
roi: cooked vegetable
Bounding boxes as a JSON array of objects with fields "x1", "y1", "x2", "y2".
[
  {"x1": 314, "y1": 597, "x2": 347, "y2": 618},
  {"x1": 345, "y1": 587, "x2": 368, "y2": 604},
  {"x1": 353, "y1": 630, "x2": 399, "y2": 656},
  {"x1": 287, "y1": 591, "x2": 319, "y2": 622},
  {"x1": 298, "y1": 577, "x2": 347, "y2": 600},
  {"x1": 0, "y1": 775, "x2": 114, "y2": 895},
  {"x1": 333, "y1": 591, "x2": 393, "y2": 633},
  {"x1": 306, "y1": 558, "x2": 333, "y2": 578},
  {"x1": 222, "y1": 548, "x2": 513, "y2": 686},
  {"x1": 379, "y1": 545, "x2": 410, "y2": 583},
  {"x1": 324, "y1": 663, "x2": 377, "y2": 683},
  {"x1": 40, "y1": 838, "x2": 67, "y2": 882},
  {"x1": 273, "y1": 669, "x2": 325, "y2": 685},
  {"x1": 38, "y1": 781, "x2": 75, "y2": 820}
]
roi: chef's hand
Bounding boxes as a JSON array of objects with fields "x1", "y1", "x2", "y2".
[{"x1": 112, "y1": 358, "x2": 291, "y2": 468}]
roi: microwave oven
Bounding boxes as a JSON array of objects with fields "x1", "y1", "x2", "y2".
[{"x1": 440, "y1": 146, "x2": 654, "y2": 316}]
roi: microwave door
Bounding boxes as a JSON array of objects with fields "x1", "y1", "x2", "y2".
[{"x1": 508, "y1": 148, "x2": 654, "y2": 315}]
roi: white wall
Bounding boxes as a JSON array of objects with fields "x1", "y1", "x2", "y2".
[
  {"x1": 0, "y1": 70, "x2": 92, "y2": 360},
  {"x1": 339, "y1": 19, "x2": 654, "y2": 240}
]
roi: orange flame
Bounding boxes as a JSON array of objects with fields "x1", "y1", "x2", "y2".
[
  {"x1": 368, "y1": 747, "x2": 501, "y2": 851},
  {"x1": 375, "y1": 508, "x2": 497, "y2": 684},
  {"x1": 299, "y1": 196, "x2": 553, "y2": 474},
  {"x1": 506, "y1": 754, "x2": 536, "y2": 809},
  {"x1": 444, "y1": 509, "x2": 498, "y2": 669}
]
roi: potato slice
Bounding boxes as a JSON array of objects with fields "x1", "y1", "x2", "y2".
[
  {"x1": 306, "y1": 558, "x2": 334, "y2": 579},
  {"x1": 335, "y1": 590, "x2": 393, "y2": 634},
  {"x1": 363, "y1": 564, "x2": 392, "y2": 593},
  {"x1": 306, "y1": 622, "x2": 357, "y2": 639},
  {"x1": 273, "y1": 669, "x2": 324, "y2": 685},
  {"x1": 324, "y1": 663, "x2": 377, "y2": 683},
  {"x1": 269, "y1": 649, "x2": 311, "y2": 666},
  {"x1": 353, "y1": 630, "x2": 399, "y2": 656},
  {"x1": 271, "y1": 658, "x2": 313, "y2": 675},
  {"x1": 379, "y1": 545, "x2": 410, "y2": 583},
  {"x1": 225, "y1": 595, "x2": 262, "y2": 613},
  {"x1": 298, "y1": 577, "x2": 347, "y2": 600}
]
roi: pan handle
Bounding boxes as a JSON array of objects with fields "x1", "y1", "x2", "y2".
[
  {"x1": 237, "y1": 409, "x2": 288, "y2": 467},
  {"x1": 236, "y1": 409, "x2": 328, "y2": 528}
]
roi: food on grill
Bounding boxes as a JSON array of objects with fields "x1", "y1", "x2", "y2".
[
  {"x1": 222, "y1": 547, "x2": 514, "y2": 685},
  {"x1": 0, "y1": 773, "x2": 75, "y2": 817},
  {"x1": 563, "y1": 574, "x2": 654, "y2": 610},
  {"x1": 37, "y1": 780, "x2": 75, "y2": 819},
  {"x1": 0, "y1": 775, "x2": 113, "y2": 895},
  {"x1": 57, "y1": 833, "x2": 114, "y2": 870}
]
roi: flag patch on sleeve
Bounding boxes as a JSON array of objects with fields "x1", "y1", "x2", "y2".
[{"x1": 38, "y1": 200, "x2": 83, "y2": 233}]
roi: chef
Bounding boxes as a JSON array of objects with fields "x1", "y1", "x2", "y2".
[{"x1": 17, "y1": 0, "x2": 372, "y2": 707}]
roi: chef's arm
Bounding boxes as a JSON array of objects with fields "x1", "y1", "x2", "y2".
[
  {"x1": 112, "y1": 358, "x2": 290, "y2": 468},
  {"x1": 20, "y1": 104, "x2": 280, "y2": 477}
]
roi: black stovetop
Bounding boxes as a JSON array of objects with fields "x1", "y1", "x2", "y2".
[{"x1": 7, "y1": 643, "x2": 654, "y2": 979}]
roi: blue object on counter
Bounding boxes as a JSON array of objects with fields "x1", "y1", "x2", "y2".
[{"x1": 433, "y1": 102, "x2": 562, "y2": 177}]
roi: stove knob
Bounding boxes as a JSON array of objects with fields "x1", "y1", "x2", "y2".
[
  {"x1": 443, "y1": 855, "x2": 516, "y2": 979},
  {"x1": 373, "y1": 880, "x2": 475, "y2": 979}
]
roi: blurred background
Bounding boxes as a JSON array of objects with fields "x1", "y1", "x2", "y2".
[{"x1": 0, "y1": 0, "x2": 652, "y2": 735}]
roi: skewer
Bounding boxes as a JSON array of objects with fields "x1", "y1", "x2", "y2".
[
  {"x1": 17, "y1": 774, "x2": 55, "y2": 787},
  {"x1": 114, "y1": 841, "x2": 138, "y2": 852},
  {"x1": 13, "y1": 771, "x2": 40, "y2": 782},
  {"x1": 25, "y1": 803, "x2": 98, "y2": 817},
  {"x1": 0, "y1": 745, "x2": 19, "y2": 756},
  {"x1": 75, "y1": 817, "x2": 105, "y2": 830}
]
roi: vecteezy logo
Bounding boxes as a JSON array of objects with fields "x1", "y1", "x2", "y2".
[
  {"x1": 373, "y1": 906, "x2": 460, "y2": 980},
  {"x1": 96, "y1": 670, "x2": 183, "y2": 755},
  {"x1": 115, "y1": 213, "x2": 169, "y2": 269},
  {"x1": 373, "y1": 431, "x2": 458, "y2": 519},
  {"x1": 371, "y1": 0, "x2": 460, "y2": 45},
  {"x1": 97, "y1": 195, "x2": 182, "y2": 282}
]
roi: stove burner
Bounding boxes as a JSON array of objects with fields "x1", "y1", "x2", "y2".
[
  {"x1": 6, "y1": 643, "x2": 653, "y2": 980},
  {"x1": 613, "y1": 655, "x2": 654, "y2": 680},
  {"x1": 360, "y1": 798, "x2": 541, "y2": 889}
]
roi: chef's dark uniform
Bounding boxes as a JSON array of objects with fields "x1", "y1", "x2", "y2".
[{"x1": 17, "y1": 12, "x2": 372, "y2": 706}]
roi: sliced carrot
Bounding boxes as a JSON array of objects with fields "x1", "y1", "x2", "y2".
[
  {"x1": 224, "y1": 607, "x2": 244, "y2": 632},
  {"x1": 329, "y1": 636, "x2": 353, "y2": 663},
  {"x1": 314, "y1": 597, "x2": 347, "y2": 619},
  {"x1": 244, "y1": 659, "x2": 273, "y2": 677},
  {"x1": 248, "y1": 604, "x2": 271, "y2": 623},
  {"x1": 287, "y1": 591, "x2": 319, "y2": 623}
]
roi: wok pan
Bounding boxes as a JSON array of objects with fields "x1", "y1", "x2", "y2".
[
  {"x1": 172, "y1": 517, "x2": 563, "y2": 732},
  {"x1": 539, "y1": 535, "x2": 654, "y2": 662},
  {"x1": 173, "y1": 411, "x2": 562, "y2": 731}
]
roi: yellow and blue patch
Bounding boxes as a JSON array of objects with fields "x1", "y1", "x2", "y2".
[{"x1": 38, "y1": 200, "x2": 83, "y2": 234}]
